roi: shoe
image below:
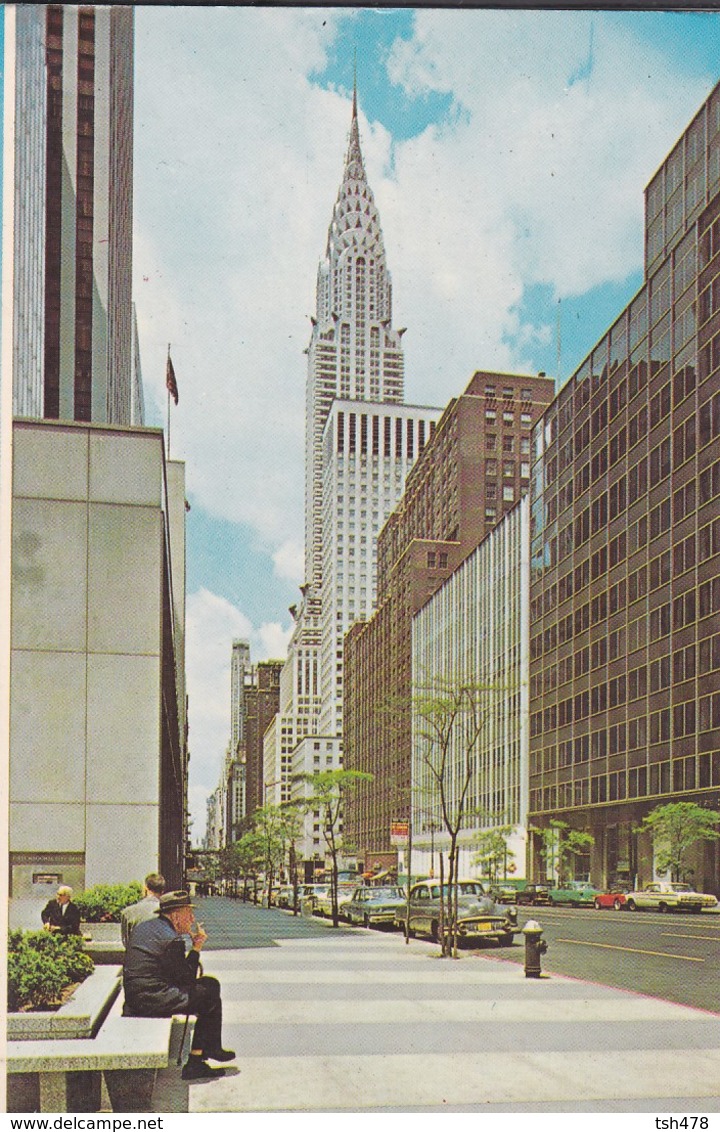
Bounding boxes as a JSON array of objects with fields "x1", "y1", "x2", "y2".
[
  {"x1": 182, "y1": 1056, "x2": 227, "y2": 1081},
  {"x1": 204, "y1": 1048, "x2": 236, "y2": 1063}
]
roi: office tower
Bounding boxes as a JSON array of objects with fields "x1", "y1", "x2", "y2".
[
  {"x1": 345, "y1": 370, "x2": 554, "y2": 870},
  {"x1": 528, "y1": 81, "x2": 720, "y2": 893},
  {"x1": 230, "y1": 639, "x2": 252, "y2": 754},
  {"x1": 8, "y1": 4, "x2": 134, "y2": 423},
  {"x1": 4, "y1": 6, "x2": 187, "y2": 905},
  {"x1": 411, "y1": 497, "x2": 530, "y2": 878},
  {"x1": 244, "y1": 661, "x2": 283, "y2": 818}
]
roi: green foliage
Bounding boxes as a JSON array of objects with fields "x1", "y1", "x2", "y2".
[
  {"x1": 636, "y1": 802, "x2": 720, "y2": 881},
  {"x1": 531, "y1": 819, "x2": 594, "y2": 883},
  {"x1": 73, "y1": 882, "x2": 143, "y2": 922},
  {"x1": 472, "y1": 827, "x2": 513, "y2": 882},
  {"x1": 7, "y1": 931, "x2": 94, "y2": 1010}
]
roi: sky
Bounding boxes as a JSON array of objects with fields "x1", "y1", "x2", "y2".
[{"x1": 128, "y1": 8, "x2": 719, "y2": 841}]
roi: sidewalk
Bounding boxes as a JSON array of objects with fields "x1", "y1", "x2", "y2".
[{"x1": 151, "y1": 922, "x2": 720, "y2": 1113}]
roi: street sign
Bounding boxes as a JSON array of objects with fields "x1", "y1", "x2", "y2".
[{"x1": 390, "y1": 821, "x2": 409, "y2": 846}]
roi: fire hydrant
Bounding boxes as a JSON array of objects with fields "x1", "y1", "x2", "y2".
[{"x1": 522, "y1": 920, "x2": 548, "y2": 978}]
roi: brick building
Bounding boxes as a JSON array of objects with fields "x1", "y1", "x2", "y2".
[{"x1": 344, "y1": 369, "x2": 554, "y2": 868}]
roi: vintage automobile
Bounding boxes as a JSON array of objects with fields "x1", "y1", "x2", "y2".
[
  {"x1": 547, "y1": 881, "x2": 602, "y2": 907},
  {"x1": 314, "y1": 883, "x2": 357, "y2": 919},
  {"x1": 624, "y1": 882, "x2": 718, "y2": 914},
  {"x1": 511, "y1": 883, "x2": 551, "y2": 906},
  {"x1": 394, "y1": 879, "x2": 517, "y2": 945},
  {"x1": 346, "y1": 885, "x2": 407, "y2": 928},
  {"x1": 592, "y1": 887, "x2": 630, "y2": 911}
]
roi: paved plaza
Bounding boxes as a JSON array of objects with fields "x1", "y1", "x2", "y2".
[{"x1": 149, "y1": 899, "x2": 720, "y2": 1114}]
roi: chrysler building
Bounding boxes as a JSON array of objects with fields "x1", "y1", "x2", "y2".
[{"x1": 263, "y1": 87, "x2": 440, "y2": 850}]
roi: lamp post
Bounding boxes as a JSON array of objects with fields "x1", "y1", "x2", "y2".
[{"x1": 424, "y1": 820, "x2": 441, "y2": 878}]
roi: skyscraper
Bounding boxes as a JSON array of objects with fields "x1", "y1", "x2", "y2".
[
  {"x1": 260, "y1": 88, "x2": 441, "y2": 856},
  {"x1": 528, "y1": 80, "x2": 720, "y2": 893},
  {"x1": 8, "y1": 4, "x2": 134, "y2": 424},
  {"x1": 304, "y1": 85, "x2": 407, "y2": 595}
]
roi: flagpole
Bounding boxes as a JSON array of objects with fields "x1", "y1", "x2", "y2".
[{"x1": 167, "y1": 342, "x2": 171, "y2": 458}]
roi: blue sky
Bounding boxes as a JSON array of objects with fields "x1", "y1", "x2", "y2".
[{"x1": 6, "y1": 7, "x2": 720, "y2": 837}]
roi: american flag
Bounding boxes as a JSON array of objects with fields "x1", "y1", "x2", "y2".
[{"x1": 166, "y1": 354, "x2": 179, "y2": 405}]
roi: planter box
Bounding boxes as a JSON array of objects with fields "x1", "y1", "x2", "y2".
[
  {"x1": 81, "y1": 922, "x2": 124, "y2": 964},
  {"x1": 7, "y1": 965, "x2": 122, "y2": 1041}
]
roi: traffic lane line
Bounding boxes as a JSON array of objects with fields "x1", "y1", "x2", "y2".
[
  {"x1": 555, "y1": 938, "x2": 705, "y2": 962},
  {"x1": 660, "y1": 932, "x2": 720, "y2": 942}
]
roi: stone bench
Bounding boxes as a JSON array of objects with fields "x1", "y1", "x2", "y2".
[{"x1": 7, "y1": 988, "x2": 192, "y2": 1113}]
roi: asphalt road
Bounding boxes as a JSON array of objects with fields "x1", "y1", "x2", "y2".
[{"x1": 486, "y1": 904, "x2": 720, "y2": 1014}]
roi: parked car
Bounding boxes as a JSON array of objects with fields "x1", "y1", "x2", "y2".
[
  {"x1": 503, "y1": 883, "x2": 550, "y2": 906},
  {"x1": 276, "y1": 885, "x2": 295, "y2": 909},
  {"x1": 346, "y1": 886, "x2": 407, "y2": 928},
  {"x1": 593, "y1": 887, "x2": 630, "y2": 911},
  {"x1": 624, "y1": 882, "x2": 718, "y2": 914},
  {"x1": 394, "y1": 879, "x2": 517, "y2": 945},
  {"x1": 547, "y1": 881, "x2": 602, "y2": 907},
  {"x1": 315, "y1": 883, "x2": 357, "y2": 919},
  {"x1": 297, "y1": 883, "x2": 329, "y2": 914}
]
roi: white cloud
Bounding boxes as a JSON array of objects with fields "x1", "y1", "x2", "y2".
[{"x1": 272, "y1": 539, "x2": 304, "y2": 583}]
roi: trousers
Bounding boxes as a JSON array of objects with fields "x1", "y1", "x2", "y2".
[{"x1": 187, "y1": 975, "x2": 223, "y2": 1054}]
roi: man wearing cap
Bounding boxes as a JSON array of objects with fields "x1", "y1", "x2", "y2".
[
  {"x1": 122, "y1": 890, "x2": 235, "y2": 1081},
  {"x1": 41, "y1": 886, "x2": 81, "y2": 936},
  {"x1": 120, "y1": 873, "x2": 166, "y2": 948}
]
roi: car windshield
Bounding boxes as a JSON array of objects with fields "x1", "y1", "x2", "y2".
[
  {"x1": 372, "y1": 887, "x2": 403, "y2": 899},
  {"x1": 424, "y1": 882, "x2": 486, "y2": 899},
  {"x1": 669, "y1": 883, "x2": 692, "y2": 892}
]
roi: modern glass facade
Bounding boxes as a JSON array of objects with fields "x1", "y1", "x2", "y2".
[
  {"x1": 528, "y1": 82, "x2": 720, "y2": 893},
  {"x1": 411, "y1": 497, "x2": 530, "y2": 877}
]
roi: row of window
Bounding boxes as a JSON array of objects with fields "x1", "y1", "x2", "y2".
[{"x1": 530, "y1": 749, "x2": 720, "y2": 812}]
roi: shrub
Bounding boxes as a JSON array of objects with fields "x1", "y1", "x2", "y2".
[
  {"x1": 8, "y1": 931, "x2": 95, "y2": 1011},
  {"x1": 73, "y1": 882, "x2": 143, "y2": 922}
]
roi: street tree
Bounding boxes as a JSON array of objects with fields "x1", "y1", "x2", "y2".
[
  {"x1": 294, "y1": 769, "x2": 373, "y2": 927},
  {"x1": 472, "y1": 825, "x2": 514, "y2": 884},
  {"x1": 251, "y1": 804, "x2": 287, "y2": 903},
  {"x1": 233, "y1": 830, "x2": 265, "y2": 902},
  {"x1": 636, "y1": 802, "x2": 720, "y2": 882},
  {"x1": 413, "y1": 677, "x2": 502, "y2": 958},
  {"x1": 531, "y1": 819, "x2": 594, "y2": 885}
]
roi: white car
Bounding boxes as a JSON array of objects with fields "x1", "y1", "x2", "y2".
[{"x1": 624, "y1": 882, "x2": 718, "y2": 914}]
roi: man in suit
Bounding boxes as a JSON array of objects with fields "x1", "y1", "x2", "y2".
[
  {"x1": 41, "y1": 886, "x2": 81, "y2": 936},
  {"x1": 122, "y1": 890, "x2": 235, "y2": 1081},
  {"x1": 120, "y1": 873, "x2": 165, "y2": 948}
]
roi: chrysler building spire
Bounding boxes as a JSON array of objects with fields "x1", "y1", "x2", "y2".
[{"x1": 304, "y1": 88, "x2": 406, "y2": 590}]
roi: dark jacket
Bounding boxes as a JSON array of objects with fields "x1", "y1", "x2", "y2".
[
  {"x1": 41, "y1": 899, "x2": 81, "y2": 936},
  {"x1": 122, "y1": 915, "x2": 199, "y2": 1017}
]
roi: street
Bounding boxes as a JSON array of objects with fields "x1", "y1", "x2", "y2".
[
  {"x1": 489, "y1": 905, "x2": 720, "y2": 1014},
  {"x1": 150, "y1": 898, "x2": 720, "y2": 1113}
]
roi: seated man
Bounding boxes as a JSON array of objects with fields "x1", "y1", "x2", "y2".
[
  {"x1": 121, "y1": 872, "x2": 166, "y2": 948},
  {"x1": 122, "y1": 890, "x2": 235, "y2": 1081},
  {"x1": 41, "y1": 885, "x2": 81, "y2": 936}
]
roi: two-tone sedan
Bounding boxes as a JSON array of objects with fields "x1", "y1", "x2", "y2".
[
  {"x1": 624, "y1": 882, "x2": 718, "y2": 914},
  {"x1": 547, "y1": 881, "x2": 602, "y2": 907},
  {"x1": 346, "y1": 886, "x2": 407, "y2": 928},
  {"x1": 394, "y1": 880, "x2": 517, "y2": 946}
]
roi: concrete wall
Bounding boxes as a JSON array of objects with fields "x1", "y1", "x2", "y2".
[{"x1": 9, "y1": 420, "x2": 177, "y2": 901}]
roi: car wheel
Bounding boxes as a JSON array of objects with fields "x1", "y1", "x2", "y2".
[
  {"x1": 613, "y1": 898, "x2": 623, "y2": 911},
  {"x1": 658, "y1": 902, "x2": 669, "y2": 913},
  {"x1": 626, "y1": 899, "x2": 637, "y2": 911},
  {"x1": 594, "y1": 898, "x2": 602, "y2": 910},
  {"x1": 430, "y1": 920, "x2": 439, "y2": 942},
  {"x1": 548, "y1": 896, "x2": 555, "y2": 906}
]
